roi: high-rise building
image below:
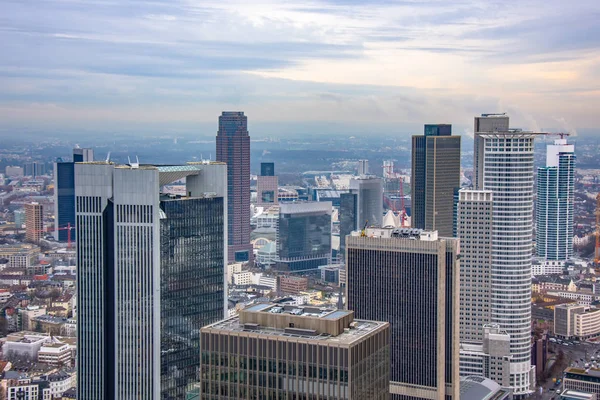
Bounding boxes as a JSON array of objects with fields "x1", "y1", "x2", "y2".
[
  {"x1": 536, "y1": 138, "x2": 575, "y2": 260},
  {"x1": 457, "y1": 190, "x2": 493, "y2": 343},
  {"x1": 198, "y1": 303, "x2": 390, "y2": 399},
  {"x1": 473, "y1": 114, "x2": 509, "y2": 190},
  {"x1": 76, "y1": 162, "x2": 227, "y2": 400},
  {"x1": 346, "y1": 228, "x2": 459, "y2": 400},
  {"x1": 411, "y1": 124, "x2": 461, "y2": 237},
  {"x1": 54, "y1": 148, "x2": 93, "y2": 242},
  {"x1": 216, "y1": 111, "x2": 252, "y2": 263},
  {"x1": 24, "y1": 162, "x2": 46, "y2": 177},
  {"x1": 276, "y1": 202, "x2": 332, "y2": 271},
  {"x1": 339, "y1": 176, "x2": 383, "y2": 257},
  {"x1": 256, "y1": 162, "x2": 278, "y2": 207},
  {"x1": 471, "y1": 117, "x2": 538, "y2": 395},
  {"x1": 358, "y1": 159, "x2": 369, "y2": 175},
  {"x1": 25, "y1": 203, "x2": 43, "y2": 243}
]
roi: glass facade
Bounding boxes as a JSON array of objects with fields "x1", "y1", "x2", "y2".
[
  {"x1": 277, "y1": 203, "x2": 332, "y2": 271},
  {"x1": 339, "y1": 193, "x2": 357, "y2": 257},
  {"x1": 55, "y1": 162, "x2": 76, "y2": 242},
  {"x1": 261, "y1": 162, "x2": 275, "y2": 177},
  {"x1": 160, "y1": 197, "x2": 225, "y2": 399}
]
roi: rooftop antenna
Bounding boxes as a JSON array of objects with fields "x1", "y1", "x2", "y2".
[
  {"x1": 128, "y1": 156, "x2": 140, "y2": 169},
  {"x1": 105, "y1": 152, "x2": 111, "y2": 163}
]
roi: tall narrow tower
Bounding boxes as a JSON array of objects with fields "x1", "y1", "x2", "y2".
[
  {"x1": 25, "y1": 202, "x2": 43, "y2": 243},
  {"x1": 472, "y1": 118, "x2": 538, "y2": 395},
  {"x1": 411, "y1": 124, "x2": 461, "y2": 237},
  {"x1": 216, "y1": 111, "x2": 252, "y2": 264},
  {"x1": 536, "y1": 138, "x2": 575, "y2": 260}
]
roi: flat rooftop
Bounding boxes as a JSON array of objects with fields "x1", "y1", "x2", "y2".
[{"x1": 203, "y1": 303, "x2": 387, "y2": 345}]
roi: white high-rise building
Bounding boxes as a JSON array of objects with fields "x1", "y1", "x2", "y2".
[
  {"x1": 536, "y1": 138, "x2": 575, "y2": 260},
  {"x1": 358, "y1": 159, "x2": 369, "y2": 175},
  {"x1": 472, "y1": 119, "x2": 538, "y2": 396}
]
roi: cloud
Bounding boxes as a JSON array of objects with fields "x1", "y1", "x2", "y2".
[{"x1": 0, "y1": 0, "x2": 600, "y2": 133}]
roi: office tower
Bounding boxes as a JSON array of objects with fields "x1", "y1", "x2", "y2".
[
  {"x1": 536, "y1": 138, "x2": 575, "y2": 260},
  {"x1": 346, "y1": 228, "x2": 459, "y2": 400},
  {"x1": 256, "y1": 162, "x2": 278, "y2": 207},
  {"x1": 457, "y1": 190, "x2": 493, "y2": 343},
  {"x1": 472, "y1": 119, "x2": 538, "y2": 395},
  {"x1": 54, "y1": 148, "x2": 93, "y2": 242},
  {"x1": 216, "y1": 111, "x2": 252, "y2": 263},
  {"x1": 473, "y1": 114, "x2": 509, "y2": 190},
  {"x1": 411, "y1": 124, "x2": 460, "y2": 237},
  {"x1": 73, "y1": 147, "x2": 94, "y2": 163},
  {"x1": 358, "y1": 159, "x2": 369, "y2": 175},
  {"x1": 76, "y1": 162, "x2": 227, "y2": 400},
  {"x1": 339, "y1": 176, "x2": 383, "y2": 257},
  {"x1": 276, "y1": 202, "x2": 332, "y2": 271},
  {"x1": 24, "y1": 161, "x2": 46, "y2": 177},
  {"x1": 25, "y1": 202, "x2": 43, "y2": 243},
  {"x1": 198, "y1": 303, "x2": 390, "y2": 399},
  {"x1": 14, "y1": 209, "x2": 25, "y2": 228},
  {"x1": 5, "y1": 166, "x2": 24, "y2": 177}
]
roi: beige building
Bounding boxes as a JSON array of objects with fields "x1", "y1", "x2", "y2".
[
  {"x1": 0, "y1": 244, "x2": 40, "y2": 268},
  {"x1": 555, "y1": 304, "x2": 600, "y2": 340},
  {"x1": 198, "y1": 303, "x2": 390, "y2": 399},
  {"x1": 25, "y1": 202, "x2": 43, "y2": 243}
]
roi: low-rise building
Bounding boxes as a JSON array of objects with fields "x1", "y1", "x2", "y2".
[
  {"x1": 279, "y1": 275, "x2": 308, "y2": 294},
  {"x1": 38, "y1": 342, "x2": 72, "y2": 366},
  {"x1": 532, "y1": 259, "x2": 566, "y2": 276},
  {"x1": 555, "y1": 304, "x2": 600, "y2": 340},
  {"x1": 548, "y1": 290, "x2": 600, "y2": 307},
  {"x1": 0, "y1": 244, "x2": 40, "y2": 269},
  {"x1": 3, "y1": 332, "x2": 50, "y2": 361},
  {"x1": 564, "y1": 368, "x2": 600, "y2": 396}
]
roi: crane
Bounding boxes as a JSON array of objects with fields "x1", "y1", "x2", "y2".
[
  {"x1": 595, "y1": 194, "x2": 600, "y2": 265},
  {"x1": 34, "y1": 222, "x2": 74, "y2": 249},
  {"x1": 361, "y1": 220, "x2": 368, "y2": 237}
]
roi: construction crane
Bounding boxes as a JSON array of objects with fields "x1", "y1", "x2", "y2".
[
  {"x1": 361, "y1": 220, "x2": 368, "y2": 237},
  {"x1": 595, "y1": 194, "x2": 600, "y2": 265},
  {"x1": 35, "y1": 222, "x2": 74, "y2": 249}
]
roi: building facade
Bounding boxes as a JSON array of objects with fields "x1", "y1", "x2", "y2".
[
  {"x1": 198, "y1": 304, "x2": 390, "y2": 399},
  {"x1": 473, "y1": 116, "x2": 538, "y2": 395},
  {"x1": 346, "y1": 228, "x2": 459, "y2": 400},
  {"x1": 536, "y1": 138, "x2": 575, "y2": 260},
  {"x1": 473, "y1": 114, "x2": 509, "y2": 190},
  {"x1": 411, "y1": 124, "x2": 460, "y2": 237},
  {"x1": 216, "y1": 111, "x2": 252, "y2": 263},
  {"x1": 25, "y1": 202, "x2": 43, "y2": 243},
  {"x1": 457, "y1": 190, "x2": 493, "y2": 343},
  {"x1": 276, "y1": 202, "x2": 332, "y2": 271},
  {"x1": 256, "y1": 162, "x2": 278, "y2": 207},
  {"x1": 54, "y1": 147, "x2": 93, "y2": 242}
]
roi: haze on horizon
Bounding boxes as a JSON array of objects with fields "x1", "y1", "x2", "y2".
[{"x1": 1, "y1": 0, "x2": 599, "y2": 136}]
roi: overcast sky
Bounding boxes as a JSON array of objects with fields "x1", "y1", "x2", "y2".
[{"x1": 1, "y1": 0, "x2": 599, "y2": 136}]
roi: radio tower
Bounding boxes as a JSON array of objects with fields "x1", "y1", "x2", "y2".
[{"x1": 595, "y1": 194, "x2": 600, "y2": 265}]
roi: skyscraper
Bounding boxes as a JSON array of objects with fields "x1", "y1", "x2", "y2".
[
  {"x1": 25, "y1": 202, "x2": 43, "y2": 243},
  {"x1": 457, "y1": 189, "x2": 493, "y2": 343},
  {"x1": 473, "y1": 114, "x2": 509, "y2": 190},
  {"x1": 358, "y1": 159, "x2": 369, "y2": 175},
  {"x1": 472, "y1": 117, "x2": 538, "y2": 395},
  {"x1": 256, "y1": 162, "x2": 278, "y2": 207},
  {"x1": 276, "y1": 202, "x2": 332, "y2": 271},
  {"x1": 411, "y1": 124, "x2": 461, "y2": 237},
  {"x1": 339, "y1": 176, "x2": 383, "y2": 257},
  {"x1": 216, "y1": 111, "x2": 252, "y2": 263},
  {"x1": 346, "y1": 228, "x2": 459, "y2": 400},
  {"x1": 54, "y1": 147, "x2": 93, "y2": 242},
  {"x1": 536, "y1": 138, "x2": 575, "y2": 260},
  {"x1": 76, "y1": 162, "x2": 227, "y2": 399}
]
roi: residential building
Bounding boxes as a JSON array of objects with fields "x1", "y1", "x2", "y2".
[
  {"x1": 411, "y1": 124, "x2": 461, "y2": 237},
  {"x1": 198, "y1": 303, "x2": 390, "y2": 399},
  {"x1": 339, "y1": 176, "x2": 383, "y2": 257},
  {"x1": 256, "y1": 162, "x2": 278, "y2": 207},
  {"x1": 76, "y1": 161, "x2": 227, "y2": 399},
  {"x1": 457, "y1": 190, "x2": 493, "y2": 343},
  {"x1": 346, "y1": 227, "x2": 459, "y2": 400},
  {"x1": 536, "y1": 138, "x2": 576, "y2": 260},
  {"x1": 25, "y1": 202, "x2": 43, "y2": 243},
  {"x1": 279, "y1": 276, "x2": 308, "y2": 294},
  {"x1": 276, "y1": 202, "x2": 332, "y2": 271},
  {"x1": 54, "y1": 147, "x2": 93, "y2": 242},
  {"x1": 216, "y1": 111, "x2": 252, "y2": 263},
  {"x1": 472, "y1": 116, "x2": 538, "y2": 395}
]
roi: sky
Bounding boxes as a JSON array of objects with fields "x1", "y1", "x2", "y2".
[{"x1": 1, "y1": 0, "x2": 600, "y2": 136}]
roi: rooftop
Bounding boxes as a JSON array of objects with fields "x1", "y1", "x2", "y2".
[{"x1": 203, "y1": 303, "x2": 387, "y2": 345}]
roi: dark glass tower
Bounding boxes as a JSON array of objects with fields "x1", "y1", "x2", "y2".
[
  {"x1": 411, "y1": 124, "x2": 460, "y2": 237},
  {"x1": 160, "y1": 196, "x2": 225, "y2": 399},
  {"x1": 216, "y1": 111, "x2": 252, "y2": 263},
  {"x1": 346, "y1": 228, "x2": 459, "y2": 400},
  {"x1": 260, "y1": 162, "x2": 275, "y2": 177}
]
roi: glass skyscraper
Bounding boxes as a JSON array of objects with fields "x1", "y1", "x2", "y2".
[
  {"x1": 536, "y1": 138, "x2": 575, "y2": 260},
  {"x1": 411, "y1": 124, "x2": 461, "y2": 237}
]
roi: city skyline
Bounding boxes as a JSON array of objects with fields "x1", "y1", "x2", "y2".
[{"x1": 1, "y1": 1, "x2": 599, "y2": 135}]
